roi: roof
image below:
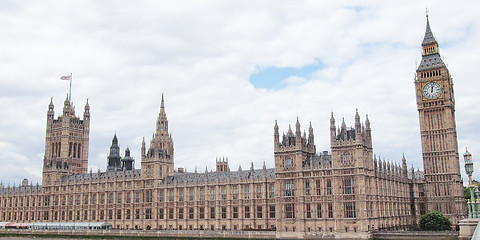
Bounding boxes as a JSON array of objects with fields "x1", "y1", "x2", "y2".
[
  {"x1": 417, "y1": 54, "x2": 445, "y2": 71},
  {"x1": 61, "y1": 169, "x2": 141, "y2": 182},
  {"x1": 163, "y1": 168, "x2": 276, "y2": 185},
  {"x1": 422, "y1": 17, "x2": 437, "y2": 46}
]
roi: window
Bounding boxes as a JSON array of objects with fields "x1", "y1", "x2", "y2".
[
  {"x1": 108, "y1": 210, "x2": 113, "y2": 220},
  {"x1": 179, "y1": 189, "x2": 184, "y2": 202},
  {"x1": 269, "y1": 184, "x2": 275, "y2": 198},
  {"x1": 126, "y1": 209, "x2": 131, "y2": 219},
  {"x1": 317, "y1": 203, "x2": 322, "y2": 218},
  {"x1": 199, "y1": 207, "x2": 205, "y2": 219},
  {"x1": 168, "y1": 208, "x2": 173, "y2": 219},
  {"x1": 269, "y1": 205, "x2": 275, "y2": 218},
  {"x1": 92, "y1": 194, "x2": 97, "y2": 204},
  {"x1": 285, "y1": 180, "x2": 294, "y2": 196},
  {"x1": 316, "y1": 180, "x2": 321, "y2": 195},
  {"x1": 256, "y1": 185, "x2": 262, "y2": 199},
  {"x1": 100, "y1": 194, "x2": 104, "y2": 204},
  {"x1": 159, "y1": 209, "x2": 164, "y2": 219},
  {"x1": 343, "y1": 178, "x2": 354, "y2": 195},
  {"x1": 189, "y1": 208, "x2": 194, "y2": 219},
  {"x1": 233, "y1": 186, "x2": 238, "y2": 200},
  {"x1": 233, "y1": 206, "x2": 238, "y2": 218},
  {"x1": 343, "y1": 152, "x2": 351, "y2": 165},
  {"x1": 126, "y1": 192, "x2": 131, "y2": 203},
  {"x1": 222, "y1": 207, "x2": 227, "y2": 218},
  {"x1": 146, "y1": 209, "x2": 152, "y2": 219},
  {"x1": 169, "y1": 190, "x2": 174, "y2": 202},
  {"x1": 200, "y1": 188, "x2": 205, "y2": 201},
  {"x1": 244, "y1": 185, "x2": 250, "y2": 199},
  {"x1": 210, "y1": 188, "x2": 215, "y2": 201},
  {"x1": 135, "y1": 209, "x2": 140, "y2": 219},
  {"x1": 328, "y1": 203, "x2": 333, "y2": 218},
  {"x1": 136, "y1": 192, "x2": 141, "y2": 202},
  {"x1": 117, "y1": 210, "x2": 121, "y2": 219},
  {"x1": 210, "y1": 207, "x2": 215, "y2": 219},
  {"x1": 189, "y1": 188, "x2": 194, "y2": 201},
  {"x1": 221, "y1": 187, "x2": 227, "y2": 200},
  {"x1": 117, "y1": 193, "x2": 122, "y2": 204},
  {"x1": 285, "y1": 157, "x2": 292, "y2": 169},
  {"x1": 305, "y1": 181, "x2": 310, "y2": 196},
  {"x1": 159, "y1": 190, "x2": 164, "y2": 202},
  {"x1": 285, "y1": 204, "x2": 295, "y2": 218},
  {"x1": 178, "y1": 208, "x2": 184, "y2": 219},
  {"x1": 344, "y1": 202, "x2": 356, "y2": 218},
  {"x1": 306, "y1": 203, "x2": 311, "y2": 218},
  {"x1": 257, "y1": 206, "x2": 262, "y2": 218},
  {"x1": 245, "y1": 206, "x2": 250, "y2": 218},
  {"x1": 326, "y1": 179, "x2": 332, "y2": 195},
  {"x1": 147, "y1": 166, "x2": 152, "y2": 177}
]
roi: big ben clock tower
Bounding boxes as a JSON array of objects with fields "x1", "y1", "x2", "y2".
[{"x1": 415, "y1": 14, "x2": 465, "y2": 224}]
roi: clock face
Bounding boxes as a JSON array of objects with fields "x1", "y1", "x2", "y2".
[{"x1": 423, "y1": 82, "x2": 441, "y2": 99}]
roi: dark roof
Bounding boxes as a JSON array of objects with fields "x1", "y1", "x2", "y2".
[
  {"x1": 422, "y1": 17, "x2": 437, "y2": 46},
  {"x1": 163, "y1": 168, "x2": 275, "y2": 185},
  {"x1": 417, "y1": 54, "x2": 445, "y2": 71}
]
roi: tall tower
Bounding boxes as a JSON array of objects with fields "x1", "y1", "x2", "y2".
[
  {"x1": 141, "y1": 94, "x2": 174, "y2": 179},
  {"x1": 42, "y1": 96, "x2": 90, "y2": 186},
  {"x1": 107, "y1": 134, "x2": 122, "y2": 171},
  {"x1": 415, "y1": 15, "x2": 465, "y2": 223}
]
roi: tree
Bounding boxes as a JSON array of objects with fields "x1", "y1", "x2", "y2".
[
  {"x1": 465, "y1": 186, "x2": 471, "y2": 202},
  {"x1": 419, "y1": 211, "x2": 452, "y2": 231}
]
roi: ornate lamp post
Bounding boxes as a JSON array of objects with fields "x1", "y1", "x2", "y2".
[{"x1": 464, "y1": 148, "x2": 475, "y2": 218}]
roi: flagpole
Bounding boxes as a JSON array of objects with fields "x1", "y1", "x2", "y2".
[{"x1": 69, "y1": 73, "x2": 72, "y2": 101}]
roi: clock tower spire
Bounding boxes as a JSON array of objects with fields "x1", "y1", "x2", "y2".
[{"x1": 415, "y1": 14, "x2": 465, "y2": 225}]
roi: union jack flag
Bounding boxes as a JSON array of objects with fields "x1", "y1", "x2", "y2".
[{"x1": 60, "y1": 75, "x2": 71, "y2": 80}]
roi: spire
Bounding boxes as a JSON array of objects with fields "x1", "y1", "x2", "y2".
[
  {"x1": 160, "y1": 93, "x2": 165, "y2": 114},
  {"x1": 422, "y1": 10, "x2": 437, "y2": 46},
  {"x1": 112, "y1": 133, "x2": 118, "y2": 145},
  {"x1": 355, "y1": 109, "x2": 361, "y2": 130},
  {"x1": 156, "y1": 93, "x2": 168, "y2": 135}
]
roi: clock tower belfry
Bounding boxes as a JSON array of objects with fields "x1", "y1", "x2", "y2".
[{"x1": 415, "y1": 15, "x2": 465, "y2": 224}]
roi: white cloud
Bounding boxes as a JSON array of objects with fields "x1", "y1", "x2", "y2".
[{"x1": 0, "y1": 1, "x2": 479, "y2": 186}]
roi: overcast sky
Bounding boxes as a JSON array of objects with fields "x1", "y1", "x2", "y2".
[{"x1": 0, "y1": 1, "x2": 479, "y2": 186}]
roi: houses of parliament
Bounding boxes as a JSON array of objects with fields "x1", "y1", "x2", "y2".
[{"x1": 0, "y1": 17, "x2": 466, "y2": 235}]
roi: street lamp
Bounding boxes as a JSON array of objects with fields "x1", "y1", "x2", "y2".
[{"x1": 464, "y1": 148, "x2": 475, "y2": 218}]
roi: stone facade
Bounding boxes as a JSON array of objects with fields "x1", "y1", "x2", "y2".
[
  {"x1": 0, "y1": 18, "x2": 465, "y2": 234},
  {"x1": 414, "y1": 16, "x2": 466, "y2": 225}
]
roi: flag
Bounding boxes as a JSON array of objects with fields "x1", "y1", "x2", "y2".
[{"x1": 60, "y1": 75, "x2": 71, "y2": 81}]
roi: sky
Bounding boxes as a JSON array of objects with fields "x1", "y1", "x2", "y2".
[{"x1": 0, "y1": 1, "x2": 479, "y2": 186}]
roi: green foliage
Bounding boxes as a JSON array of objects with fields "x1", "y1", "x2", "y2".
[
  {"x1": 465, "y1": 186, "x2": 471, "y2": 200},
  {"x1": 419, "y1": 211, "x2": 452, "y2": 231}
]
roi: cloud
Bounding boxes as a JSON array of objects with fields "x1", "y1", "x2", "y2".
[{"x1": 0, "y1": 1, "x2": 479, "y2": 186}]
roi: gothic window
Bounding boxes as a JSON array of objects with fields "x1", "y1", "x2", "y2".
[
  {"x1": 343, "y1": 178, "x2": 355, "y2": 195},
  {"x1": 328, "y1": 203, "x2": 333, "y2": 218},
  {"x1": 269, "y1": 205, "x2": 275, "y2": 218},
  {"x1": 245, "y1": 206, "x2": 250, "y2": 218},
  {"x1": 136, "y1": 192, "x2": 141, "y2": 202},
  {"x1": 117, "y1": 210, "x2": 121, "y2": 219},
  {"x1": 233, "y1": 186, "x2": 238, "y2": 200},
  {"x1": 306, "y1": 203, "x2": 311, "y2": 218},
  {"x1": 344, "y1": 202, "x2": 356, "y2": 218},
  {"x1": 285, "y1": 157, "x2": 293, "y2": 169},
  {"x1": 285, "y1": 180, "x2": 294, "y2": 196},
  {"x1": 244, "y1": 185, "x2": 250, "y2": 199},
  {"x1": 257, "y1": 206, "x2": 262, "y2": 218},
  {"x1": 179, "y1": 189, "x2": 184, "y2": 202},
  {"x1": 256, "y1": 185, "x2": 262, "y2": 199},
  {"x1": 159, "y1": 190, "x2": 164, "y2": 202},
  {"x1": 233, "y1": 206, "x2": 239, "y2": 218},
  {"x1": 178, "y1": 208, "x2": 184, "y2": 219},
  {"x1": 222, "y1": 207, "x2": 227, "y2": 219},
  {"x1": 189, "y1": 188, "x2": 194, "y2": 201},
  {"x1": 199, "y1": 188, "x2": 205, "y2": 201},
  {"x1": 269, "y1": 184, "x2": 275, "y2": 198},
  {"x1": 316, "y1": 180, "x2": 321, "y2": 195},
  {"x1": 126, "y1": 209, "x2": 131, "y2": 220},
  {"x1": 221, "y1": 187, "x2": 227, "y2": 200},
  {"x1": 326, "y1": 179, "x2": 332, "y2": 195},
  {"x1": 210, "y1": 207, "x2": 215, "y2": 219},
  {"x1": 126, "y1": 192, "x2": 131, "y2": 203},
  {"x1": 317, "y1": 203, "x2": 322, "y2": 218},
  {"x1": 169, "y1": 190, "x2": 174, "y2": 202},
  {"x1": 146, "y1": 190, "x2": 152, "y2": 202},
  {"x1": 136, "y1": 209, "x2": 141, "y2": 219},
  {"x1": 305, "y1": 181, "x2": 310, "y2": 196},
  {"x1": 147, "y1": 166, "x2": 152, "y2": 177},
  {"x1": 199, "y1": 207, "x2": 205, "y2": 219},
  {"x1": 168, "y1": 208, "x2": 173, "y2": 219},
  {"x1": 210, "y1": 187, "x2": 215, "y2": 200},
  {"x1": 285, "y1": 203, "x2": 295, "y2": 218},
  {"x1": 117, "y1": 193, "x2": 122, "y2": 204},
  {"x1": 343, "y1": 152, "x2": 351, "y2": 165},
  {"x1": 158, "y1": 209, "x2": 164, "y2": 219}
]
